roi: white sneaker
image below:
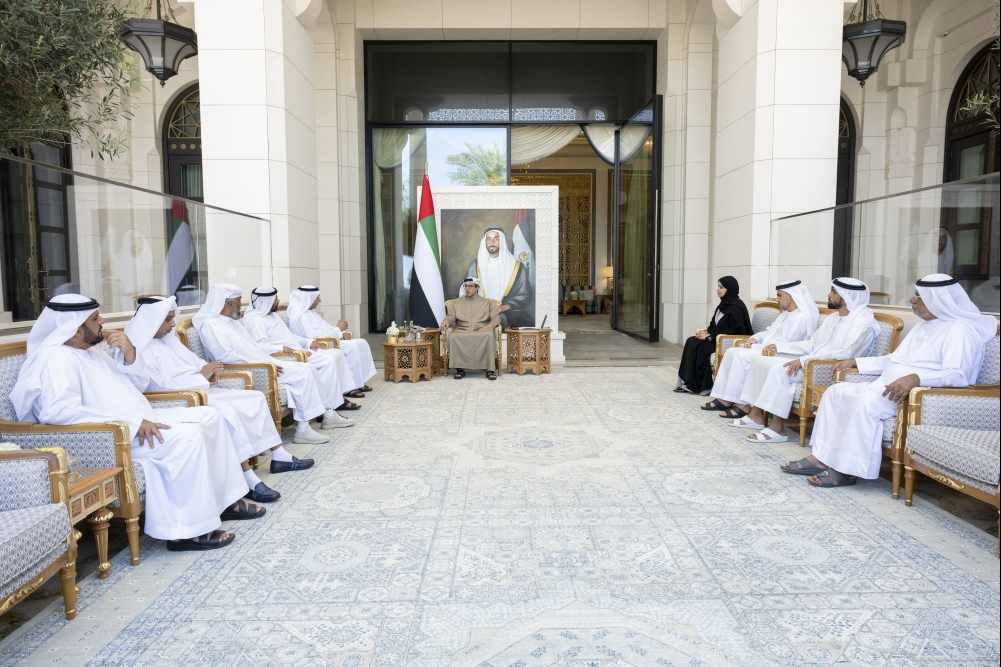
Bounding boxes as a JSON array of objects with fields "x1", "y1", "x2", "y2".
[
  {"x1": 322, "y1": 410, "x2": 354, "y2": 429},
  {"x1": 292, "y1": 426, "x2": 330, "y2": 444}
]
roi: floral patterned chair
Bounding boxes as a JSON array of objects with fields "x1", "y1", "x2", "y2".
[
  {"x1": 712, "y1": 301, "x2": 781, "y2": 377},
  {"x1": 0, "y1": 448, "x2": 77, "y2": 620},
  {"x1": 0, "y1": 341, "x2": 204, "y2": 567},
  {"x1": 835, "y1": 330, "x2": 1001, "y2": 499},
  {"x1": 903, "y1": 386, "x2": 1000, "y2": 554}
]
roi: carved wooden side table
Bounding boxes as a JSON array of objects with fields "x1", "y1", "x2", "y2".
[
  {"x1": 383, "y1": 340, "x2": 433, "y2": 383},
  {"x1": 420, "y1": 328, "x2": 446, "y2": 375},
  {"x1": 561, "y1": 299, "x2": 588, "y2": 316},
  {"x1": 506, "y1": 328, "x2": 552, "y2": 375},
  {"x1": 68, "y1": 467, "x2": 121, "y2": 580}
]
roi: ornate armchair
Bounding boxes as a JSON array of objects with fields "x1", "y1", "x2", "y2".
[
  {"x1": 441, "y1": 299, "x2": 503, "y2": 373},
  {"x1": 834, "y1": 331, "x2": 1000, "y2": 499},
  {"x1": 902, "y1": 386, "x2": 1000, "y2": 554},
  {"x1": 175, "y1": 318, "x2": 288, "y2": 432},
  {"x1": 0, "y1": 448, "x2": 77, "y2": 620},
  {"x1": 712, "y1": 301, "x2": 781, "y2": 377},
  {"x1": 0, "y1": 341, "x2": 203, "y2": 567},
  {"x1": 792, "y1": 312, "x2": 904, "y2": 446}
]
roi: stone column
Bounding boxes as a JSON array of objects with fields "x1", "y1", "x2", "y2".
[
  {"x1": 712, "y1": 0, "x2": 843, "y2": 301},
  {"x1": 195, "y1": 0, "x2": 319, "y2": 293}
]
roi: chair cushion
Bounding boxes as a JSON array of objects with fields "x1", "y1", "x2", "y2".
[
  {"x1": 881, "y1": 415, "x2": 896, "y2": 445},
  {"x1": 0, "y1": 351, "x2": 27, "y2": 422},
  {"x1": 975, "y1": 335, "x2": 1000, "y2": 386},
  {"x1": 0, "y1": 504, "x2": 70, "y2": 595},
  {"x1": 0, "y1": 458, "x2": 51, "y2": 512},
  {"x1": 908, "y1": 425, "x2": 1000, "y2": 488}
]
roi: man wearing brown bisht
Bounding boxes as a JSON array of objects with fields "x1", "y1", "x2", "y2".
[{"x1": 442, "y1": 277, "x2": 501, "y2": 380}]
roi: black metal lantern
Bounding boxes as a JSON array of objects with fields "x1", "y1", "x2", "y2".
[
  {"x1": 842, "y1": 0, "x2": 906, "y2": 86},
  {"x1": 120, "y1": 0, "x2": 197, "y2": 86}
]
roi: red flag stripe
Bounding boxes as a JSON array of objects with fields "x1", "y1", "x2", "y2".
[{"x1": 418, "y1": 174, "x2": 435, "y2": 221}]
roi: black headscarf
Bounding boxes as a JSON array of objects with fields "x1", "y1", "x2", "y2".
[{"x1": 708, "y1": 275, "x2": 752, "y2": 336}]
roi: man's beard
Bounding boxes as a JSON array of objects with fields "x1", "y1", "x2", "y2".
[
  {"x1": 827, "y1": 300, "x2": 838, "y2": 309},
  {"x1": 227, "y1": 311, "x2": 241, "y2": 320},
  {"x1": 83, "y1": 328, "x2": 104, "y2": 347}
]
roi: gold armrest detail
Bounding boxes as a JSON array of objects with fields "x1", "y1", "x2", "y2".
[
  {"x1": 271, "y1": 351, "x2": 305, "y2": 362},
  {"x1": 214, "y1": 370, "x2": 254, "y2": 389},
  {"x1": 143, "y1": 390, "x2": 207, "y2": 407},
  {"x1": 713, "y1": 335, "x2": 751, "y2": 373},
  {"x1": 834, "y1": 367, "x2": 860, "y2": 382},
  {"x1": 313, "y1": 337, "x2": 340, "y2": 349}
]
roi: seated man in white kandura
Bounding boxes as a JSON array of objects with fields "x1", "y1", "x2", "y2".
[
  {"x1": 442, "y1": 277, "x2": 501, "y2": 380},
  {"x1": 242, "y1": 287, "x2": 361, "y2": 415},
  {"x1": 11, "y1": 294, "x2": 263, "y2": 552},
  {"x1": 703, "y1": 279, "x2": 819, "y2": 419},
  {"x1": 781, "y1": 274, "x2": 996, "y2": 487},
  {"x1": 194, "y1": 284, "x2": 335, "y2": 445},
  {"x1": 732, "y1": 278, "x2": 880, "y2": 443},
  {"x1": 286, "y1": 286, "x2": 376, "y2": 393},
  {"x1": 128, "y1": 296, "x2": 312, "y2": 495}
]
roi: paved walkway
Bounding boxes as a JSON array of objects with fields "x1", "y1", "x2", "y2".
[{"x1": 2, "y1": 367, "x2": 998, "y2": 665}]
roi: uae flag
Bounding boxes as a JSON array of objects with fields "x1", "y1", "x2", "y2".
[
  {"x1": 408, "y1": 175, "x2": 445, "y2": 326},
  {"x1": 165, "y1": 198, "x2": 195, "y2": 297}
]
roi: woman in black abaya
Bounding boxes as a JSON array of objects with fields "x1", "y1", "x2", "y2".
[{"x1": 675, "y1": 276, "x2": 753, "y2": 394}]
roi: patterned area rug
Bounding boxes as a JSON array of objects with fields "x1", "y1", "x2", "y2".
[{"x1": 2, "y1": 367, "x2": 998, "y2": 665}]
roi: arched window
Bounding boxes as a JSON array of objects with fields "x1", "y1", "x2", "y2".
[
  {"x1": 161, "y1": 84, "x2": 204, "y2": 297},
  {"x1": 941, "y1": 45, "x2": 999, "y2": 284},
  {"x1": 833, "y1": 98, "x2": 857, "y2": 277},
  {"x1": 162, "y1": 84, "x2": 202, "y2": 200}
]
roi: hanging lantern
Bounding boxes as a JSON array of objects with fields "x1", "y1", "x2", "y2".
[
  {"x1": 842, "y1": 0, "x2": 906, "y2": 86},
  {"x1": 120, "y1": 0, "x2": 197, "y2": 86}
]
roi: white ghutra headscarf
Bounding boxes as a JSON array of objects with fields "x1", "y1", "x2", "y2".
[
  {"x1": 776, "y1": 279, "x2": 821, "y2": 334},
  {"x1": 457, "y1": 276, "x2": 481, "y2": 298},
  {"x1": 126, "y1": 296, "x2": 177, "y2": 354},
  {"x1": 193, "y1": 283, "x2": 242, "y2": 327},
  {"x1": 916, "y1": 274, "x2": 996, "y2": 343},
  {"x1": 287, "y1": 286, "x2": 320, "y2": 331},
  {"x1": 11, "y1": 294, "x2": 101, "y2": 421},
  {"x1": 476, "y1": 228, "x2": 518, "y2": 302}
]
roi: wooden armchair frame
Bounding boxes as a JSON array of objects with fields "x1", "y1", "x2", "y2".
[
  {"x1": 175, "y1": 318, "x2": 286, "y2": 432},
  {"x1": 0, "y1": 448, "x2": 77, "y2": 620},
  {"x1": 0, "y1": 341, "x2": 204, "y2": 566},
  {"x1": 712, "y1": 301, "x2": 782, "y2": 377},
  {"x1": 903, "y1": 386, "x2": 1000, "y2": 554},
  {"x1": 793, "y1": 312, "x2": 904, "y2": 446}
]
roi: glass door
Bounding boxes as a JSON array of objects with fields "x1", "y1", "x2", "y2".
[{"x1": 612, "y1": 96, "x2": 661, "y2": 340}]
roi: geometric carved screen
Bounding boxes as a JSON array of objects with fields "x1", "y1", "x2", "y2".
[{"x1": 511, "y1": 171, "x2": 593, "y2": 288}]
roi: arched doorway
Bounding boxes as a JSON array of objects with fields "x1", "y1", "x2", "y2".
[
  {"x1": 940, "y1": 44, "x2": 999, "y2": 299},
  {"x1": 832, "y1": 97, "x2": 857, "y2": 278},
  {"x1": 163, "y1": 84, "x2": 202, "y2": 201},
  {"x1": 161, "y1": 84, "x2": 204, "y2": 298}
]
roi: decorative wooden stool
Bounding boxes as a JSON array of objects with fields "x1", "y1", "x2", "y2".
[
  {"x1": 420, "y1": 328, "x2": 447, "y2": 375},
  {"x1": 505, "y1": 328, "x2": 552, "y2": 375},
  {"x1": 68, "y1": 467, "x2": 121, "y2": 580},
  {"x1": 383, "y1": 339, "x2": 433, "y2": 382}
]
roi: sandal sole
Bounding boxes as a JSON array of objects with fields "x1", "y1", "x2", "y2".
[{"x1": 167, "y1": 537, "x2": 235, "y2": 552}]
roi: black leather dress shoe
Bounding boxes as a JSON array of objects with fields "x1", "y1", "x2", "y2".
[
  {"x1": 269, "y1": 456, "x2": 315, "y2": 473},
  {"x1": 245, "y1": 481, "x2": 281, "y2": 503}
]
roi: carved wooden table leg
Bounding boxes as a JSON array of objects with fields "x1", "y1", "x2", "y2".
[{"x1": 88, "y1": 508, "x2": 115, "y2": 579}]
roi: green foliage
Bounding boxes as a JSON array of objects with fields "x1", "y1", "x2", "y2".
[
  {"x1": 0, "y1": 0, "x2": 135, "y2": 157},
  {"x1": 446, "y1": 143, "x2": 506, "y2": 186}
]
